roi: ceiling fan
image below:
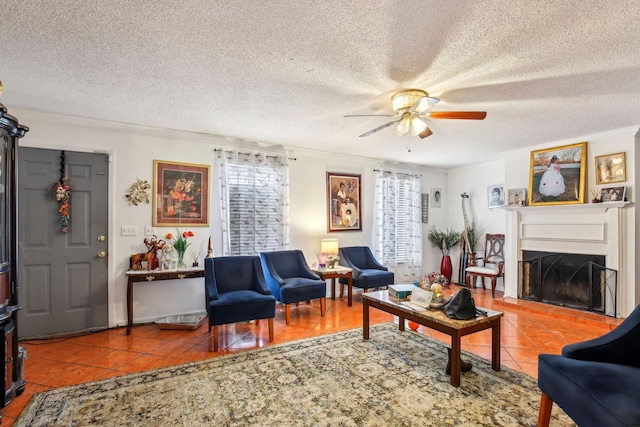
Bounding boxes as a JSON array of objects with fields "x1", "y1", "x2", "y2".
[{"x1": 345, "y1": 89, "x2": 486, "y2": 139}]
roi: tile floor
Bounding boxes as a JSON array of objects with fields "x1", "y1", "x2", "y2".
[{"x1": 1, "y1": 284, "x2": 623, "y2": 426}]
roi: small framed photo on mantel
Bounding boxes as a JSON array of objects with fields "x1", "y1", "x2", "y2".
[
  {"x1": 507, "y1": 188, "x2": 527, "y2": 206},
  {"x1": 598, "y1": 185, "x2": 626, "y2": 203}
]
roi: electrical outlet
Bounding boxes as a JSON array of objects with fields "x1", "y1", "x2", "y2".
[
  {"x1": 145, "y1": 226, "x2": 156, "y2": 236},
  {"x1": 121, "y1": 226, "x2": 137, "y2": 236}
]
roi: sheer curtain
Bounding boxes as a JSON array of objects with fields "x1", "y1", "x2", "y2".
[
  {"x1": 216, "y1": 150, "x2": 290, "y2": 256},
  {"x1": 373, "y1": 170, "x2": 422, "y2": 283}
]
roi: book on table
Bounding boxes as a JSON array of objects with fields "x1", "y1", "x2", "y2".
[{"x1": 401, "y1": 288, "x2": 434, "y2": 312}]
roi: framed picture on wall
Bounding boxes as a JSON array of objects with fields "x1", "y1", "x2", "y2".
[
  {"x1": 327, "y1": 172, "x2": 362, "y2": 232},
  {"x1": 487, "y1": 184, "x2": 505, "y2": 208},
  {"x1": 431, "y1": 188, "x2": 442, "y2": 208},
  {"x1": 153, "y1": 160, "x2": 210, "y2": 226},
  {"x1": 528, "y1": 141, "x2": 587, "y2": 206},
  {"x1": 595, "y1": 152, "x2": 626, "y2": 185}
]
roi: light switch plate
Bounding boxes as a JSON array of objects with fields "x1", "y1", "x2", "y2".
[
  {"x1": 145, "y1": 226, "x2": 156, "y2": 236},
  {"x1": 121, "y1": 226, "x2": 137, "y2": 236}
]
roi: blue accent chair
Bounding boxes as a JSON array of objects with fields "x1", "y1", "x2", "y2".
[
  {"x1": 204, "y1": 256, "x2": 276, "y2": 352},
  {"x1": 537, "y1": 304, "x2": 640, "y2": 427},
  {"x1": 338, "y1": 246, "x2": 394, "y2": 292},
  {"x1": 260, "y1": 250, "x2": 326, "y2": 325}
]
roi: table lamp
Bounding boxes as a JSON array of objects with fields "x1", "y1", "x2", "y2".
[{"x1": 320, "y1": 238, "x2": 339, "y2": 268}]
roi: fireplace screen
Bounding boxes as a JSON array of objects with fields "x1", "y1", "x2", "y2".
[{"x1": 518, "y1": 251, "x2": 617, "y2": 316}]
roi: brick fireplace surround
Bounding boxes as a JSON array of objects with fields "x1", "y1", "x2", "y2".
[{"x1": 505, "y1": 202, "x2": 634, "y2": 318}]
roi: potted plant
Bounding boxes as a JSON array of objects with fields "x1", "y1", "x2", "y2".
[
  {"x1": 462, "y1": 223, "x2": 485, "y2": 266},
  {"x1": 427, "y1": 227, "x2": 461, "y2": 283}
]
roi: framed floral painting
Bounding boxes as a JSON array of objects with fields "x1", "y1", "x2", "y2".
[
  {"x1": 153, "y1": 160, "x2": 210, "y2": 226},
  {"x1": 528, "y1": 142, "x2": 587, "y2": 206},
  {"x1": 327, "y1": 172, "x2": 361, "y2": 232}
]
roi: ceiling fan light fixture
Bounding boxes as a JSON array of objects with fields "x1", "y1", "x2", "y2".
[
  {"x1": 410, "y1": 117, "x2": 428, "y2": 136},
  {"x1": 391, "y1": 89, "x2": 428, "y2": 113},
  {"x1": 395, "y1": 113, "x2": 411, "y2": 135}
]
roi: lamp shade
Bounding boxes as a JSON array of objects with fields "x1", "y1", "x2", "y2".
[{"x1": 320, "y1": 238, "x2": 339, "y2": 255}]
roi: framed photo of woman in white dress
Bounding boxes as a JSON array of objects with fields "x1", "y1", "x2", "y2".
[{"x1": 528, "y1": 142, "x2": 587, "y2": 206}]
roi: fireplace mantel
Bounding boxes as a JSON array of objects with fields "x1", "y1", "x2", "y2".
[
  {"x1": 505, "y1": 202, "x2": 632, "y2": 317},
  {"x1": 506, "y1": 201, "x2": 629, "y2": 213}
]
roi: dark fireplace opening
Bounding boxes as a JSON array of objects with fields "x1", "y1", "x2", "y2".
[{"x1": 518, "y1": 251, "x2": 617, "y2": 316}]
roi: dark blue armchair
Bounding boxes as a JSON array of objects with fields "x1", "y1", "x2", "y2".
[
  {"x1": 537, "y1": 304, "x2": 640, "y2": 427},
  {"x1": 204, "y1": 256, "x2": 276, "y2": 352},
  {"x1": 260, "y1": 250, "x2": 326, "y2": 325},
  {"x1": 338, "y1": 246, "x2": 394, "y2": 292}
]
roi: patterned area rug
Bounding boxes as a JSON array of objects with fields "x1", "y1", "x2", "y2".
[{"x1": 16, "y1": 323, "x2": 573, "y2": 426}]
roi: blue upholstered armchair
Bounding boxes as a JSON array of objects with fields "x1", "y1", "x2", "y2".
[
  {"x1": 260, "y1": 250, "x2": 326, "y2": 325},
  {"x1": 338, "y1": 246, "x2": 394, "y2": 292},
  {"x1": 537, "y1": 304, "x2": 640, "y2": 427},
  {"x1": 204, "y1": 256, "x2": 276, "y2": 352}
]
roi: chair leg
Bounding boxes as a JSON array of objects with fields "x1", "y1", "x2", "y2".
[
  {"x1": 212, "y1": 325, "x2": 219, "y2": 352},
  {"x1": 537, "y1": 392, "x2": 553, "y2": 427},
  {"x1": 480, "y1": 277, "x2": 486, "y2": 290},
  {"x1": 340, "y1": 284, "x2": 344, "y2": 297},
  {"x1": 491, "y1": 277, "x2": 497, "y2": 297},
  {"x1": 465, "y1": 274, "x2": 472, "y2": 289},
  {"x1": 285, "y1": 304, "x2": 291, "y2": 325},
  {"x1": 268, "y1": 318, "x2": 274, "y2": 342},
  {"x1": 255, "y1": 319, "x2": 260, "y2": 325},
  {"x1": 320, "y1": 297, "x2": 326, "y2": 317}
]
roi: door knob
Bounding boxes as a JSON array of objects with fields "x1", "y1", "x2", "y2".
[
  {"x1": 98, "y1": 251, "x2": 107, "y2": 258},
  {"x1": 97, "y1": 235, "x2": 105, "y2": 242}
]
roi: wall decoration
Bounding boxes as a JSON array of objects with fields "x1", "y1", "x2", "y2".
[
  {"x1": 598, "y1": 185, "x2": 626, "y2": 203},
  {"x1": 421, "y1": 193, "x2": 429, "y2": 223},
  {"x1": 528, "y1": 142, "x2": 587, "y2": 206},
  {"x1": 507, "y1": 188, "x2": 527, "y2": 206},
  {"x1": 153, "y1": 160, "x2": 210, "y2": 227},
  {"x1": 431, "y1": 188, "x2": 442, "y2": 208},
  {"x1": 327, "y1": 172, "x2": 361, "y2": 232},
  {"x1": 125, "y1": 178, "x2": 151, "y2": 206},
  {"x1": 487, "y1": 184, "x2": 505, "y2": 208},
  {"x1": 595, "y1": 152, "x2": 626, "y2": 185}
]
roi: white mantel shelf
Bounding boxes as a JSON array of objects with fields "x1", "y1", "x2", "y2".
[{"x1": 505, "y1": 201, "x2": 631, "y2": 213}]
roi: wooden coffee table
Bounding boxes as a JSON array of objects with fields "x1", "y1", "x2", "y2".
[{"x1": 362, "y1": 290, "x2": 503, "y2": 387}]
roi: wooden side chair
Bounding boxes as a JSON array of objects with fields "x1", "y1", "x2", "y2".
[{"x1": 465, "y1": 234, "x2": 505, "y2": 297}]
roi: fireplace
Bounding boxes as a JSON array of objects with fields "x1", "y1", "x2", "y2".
[
  {"x1": 518, "y1": 251, "x2": 617, "y2": 315},
  {"x1": 505, "y1": 203, "x2": 630, "y2": 318}
]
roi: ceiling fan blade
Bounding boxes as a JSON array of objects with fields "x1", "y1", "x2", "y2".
[
  {"x1": 418, "y1": 126, "x2": 433, "y2": 139},
  {"x1": 428, "y1": 111, "x2": 487, "y2": 120},
  {"x1": 411, "y1": 96, "x2": 440, "y2": 114},
  {"x1": 344, "y1": 114, "x2": 396, "y2": 117},
  {"x1": 359, "y1": 118, "x2": 401, "y2": 137}
]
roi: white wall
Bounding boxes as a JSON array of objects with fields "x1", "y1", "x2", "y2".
[
  {"x1": 445, "y1": 126, "x2": 638, "y2": 316},
  {"x1": 14, "y1": 108, "x2": 450, "y2": 327},
  {"x1": 13, "y1": 107, "x2": 639, "y2": 322}
]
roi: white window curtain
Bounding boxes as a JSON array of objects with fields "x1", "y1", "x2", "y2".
[
  {"x1": 216, "y1": 150, "x2": 290, "y2": 256},
  {"x1": 373, "y1": 170, "x2": 422, "y2": 282}
]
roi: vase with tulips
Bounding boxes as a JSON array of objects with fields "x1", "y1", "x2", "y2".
[{"x1": 165, "y1": 229, "x2": 194, "y2": 268}]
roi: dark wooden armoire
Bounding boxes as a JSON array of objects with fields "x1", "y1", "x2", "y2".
[{"x1": 0, "y1": 103, "x2": 28, "y2": 420}]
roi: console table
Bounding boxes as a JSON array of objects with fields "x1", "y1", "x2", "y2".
[{"x1": 125, "y1": 268, "x2": 205, "y2": 335}]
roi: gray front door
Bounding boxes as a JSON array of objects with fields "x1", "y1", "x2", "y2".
[{"x1": 18, "y1": 148, "x2": 109, "y2": 338}]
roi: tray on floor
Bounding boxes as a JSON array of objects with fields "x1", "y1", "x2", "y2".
[{"x1": 155, "y1": 313, "x2": 207, "y2": 330}]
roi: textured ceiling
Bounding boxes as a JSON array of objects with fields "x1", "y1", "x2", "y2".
[{"x1": 1, "y1": 0, "x2": 639, "y2": 167}]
